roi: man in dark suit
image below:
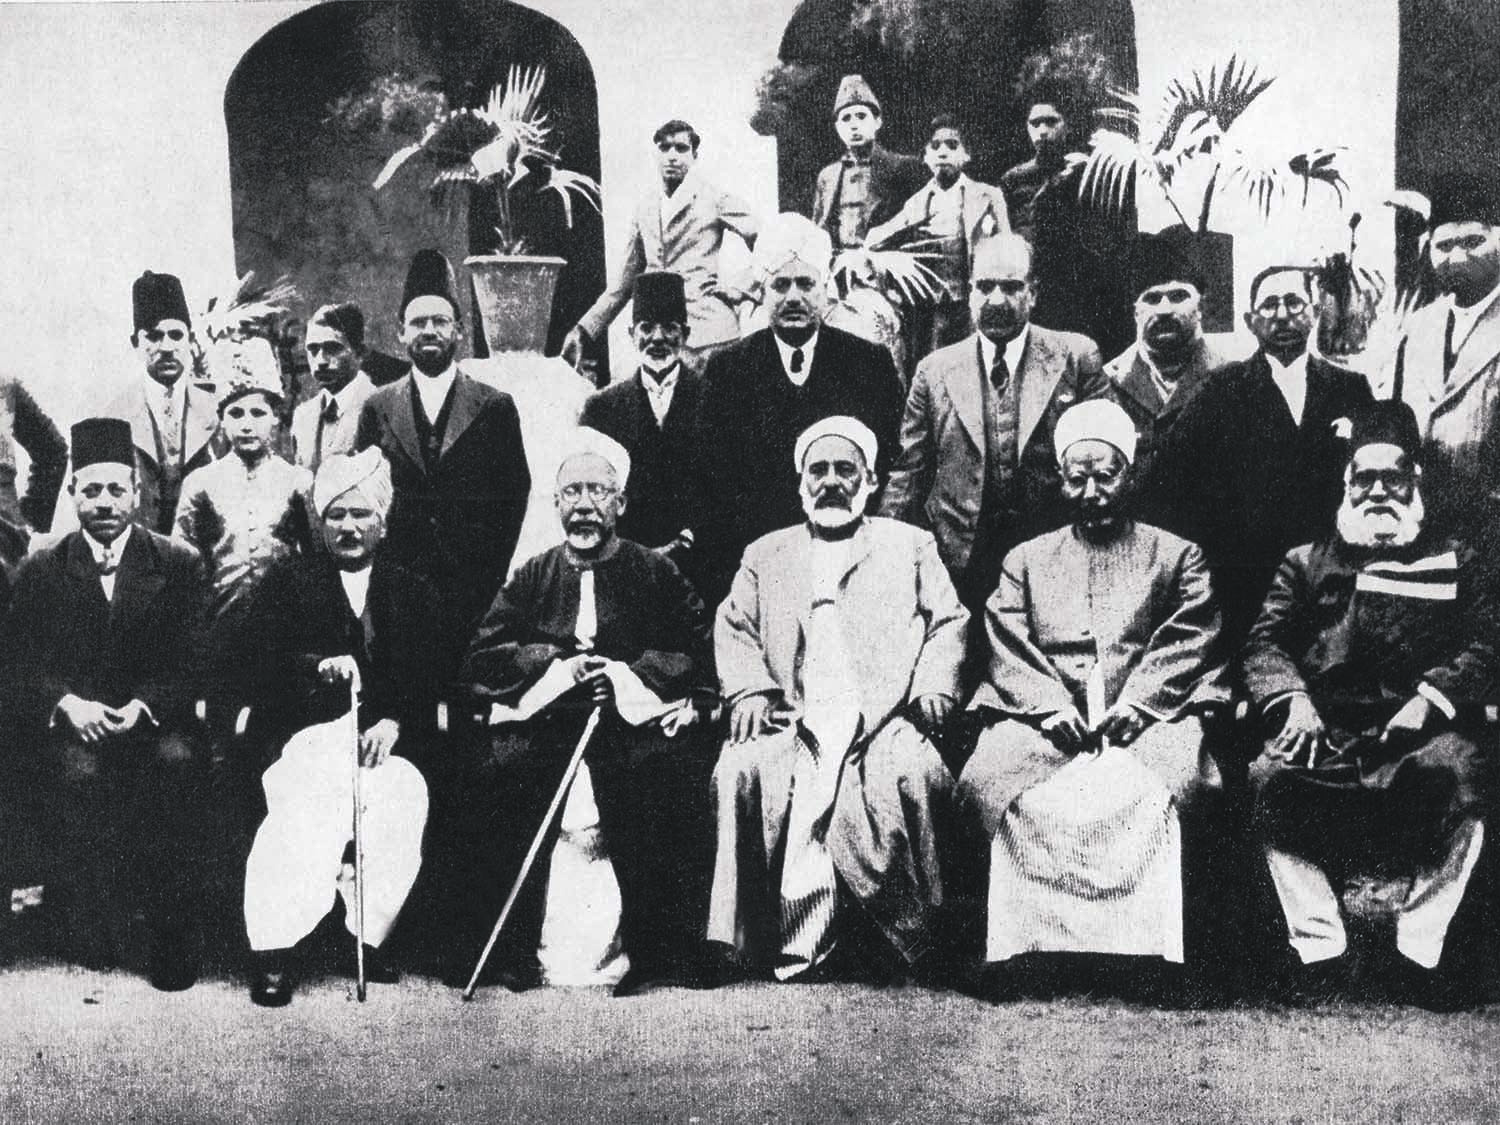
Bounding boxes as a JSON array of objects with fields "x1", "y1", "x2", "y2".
[
  {"x1": 1142, "y1": 266, "x2": 1373, "y2": 643},
  {"x1": 811, "y1": 75, "x2": 925, "y2": 251},
  {"x1": 696, "y1": 215, "x2": 907, "y2": 604},
  {"x1": 579, "y1": 271, "x2": 706, "y2": 575},
  {"x1": 354, "y1": 250, "x2": 531, "y2": 653},
  {"x1": 880, "y1": 232, "x2": 1110, "y2": 608},
  {"x1": 0, "y1": 418, "x2": 209, "y2": 989}
]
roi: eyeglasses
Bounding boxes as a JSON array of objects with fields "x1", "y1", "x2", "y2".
[
  {"x1": 1254, "y1": 294, "x2": 1309, "y2": 317},
  {"x1": 559, "y1": 482, "x2": 618, "y2": 502},
  {"x1": 144, "y1": 328, "x2": 186, "y2": 343}
]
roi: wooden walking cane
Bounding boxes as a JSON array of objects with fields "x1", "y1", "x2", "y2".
[
  {"x1": 461, "y1": 705, "x2": 604, "y2": 1001},
  {"x1": 350, "y1": 677, "x2": 367, "y2": 1002}
]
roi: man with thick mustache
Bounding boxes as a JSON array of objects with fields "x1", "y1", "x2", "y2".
[
  {"x1": 354, "y1": 250, "x2": 530, "y2": 657},
  {"x1": 1243, "y1": 400, "x2": 1498, "y2": 1008},
  {"x1": 456, "y1": 430, "x2": 716, "y2": 996},
  {"x1": 710, "y1": 416, "x2": 967, "y2": 983}
]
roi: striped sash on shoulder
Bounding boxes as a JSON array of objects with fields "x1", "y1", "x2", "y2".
[{"x1": 1355, "y1": 551, "x2": 1459, "y2": 600}]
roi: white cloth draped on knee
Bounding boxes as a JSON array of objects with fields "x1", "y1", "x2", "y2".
[{"x1": 244, "y1": 717, "x2": 428, "y2": 952}]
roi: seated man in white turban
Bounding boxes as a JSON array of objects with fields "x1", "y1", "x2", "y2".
[
  {"x1": 959, "y1": 400, "x2": 1226, "y2": 1000},
  {"x1": 240, "y1": 448, "x2": 447, "y2": 1006},
  {"x1": 456, "y1": 428, "x2": 717, "y2": 997},
  {"x1": 710, "y1": 416, "x2": 968, "y2": 983}
]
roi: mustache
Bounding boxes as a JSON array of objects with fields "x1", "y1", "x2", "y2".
[{"x1": 813, "y1": 489, "x2": 853, "y2": 508}]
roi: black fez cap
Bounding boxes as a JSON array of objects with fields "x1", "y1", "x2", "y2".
[
  {"x1": 632, "y1": 271, "x2": 688, "y2": 326},
  {"x1": 1428, "y1": 171, "x2": 1500, "y2": 229},
  {"x1": 1134, "y1": 226, "x2": 1206, "y2": 295},
  {"x1": 71, "y1": 418, "x2": 135, "y2": 470},
  {"x1": 1350, "y1": 399, "x2": 1422, "y2": 460},
  {"x1": 400, "y1": 249, "x2": 460, "y2": 320},
  {"x1": 132, "y1": 271, "x2": 191, "y2": 335}
]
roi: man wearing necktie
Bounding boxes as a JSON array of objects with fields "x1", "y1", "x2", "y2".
[
  {"x1": 881, "y1": 233, "x2": 1111, "y2": 610},
  {"x1": 291, "y1": 303, "x2": 377, "y2": 474},
  {"x1": 0, "y1": 418, "x2": 210, "y2": 990},
  {"x1": 811, "y1": 76, "x2": 925, "y2": 251},
  {"x1": 1387, "y1": 171, "x2": 1500, "y2": 539}
]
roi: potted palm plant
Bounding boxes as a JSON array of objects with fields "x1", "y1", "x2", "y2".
[{"x1": 370, "y1": 65, "x2": 601, "y2": 353}]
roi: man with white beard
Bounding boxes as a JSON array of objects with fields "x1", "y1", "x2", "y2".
[
  {"x1": 709, "y1": 416, "x2": 968, "y2": 983},
  {"x1": 1243, "y1": 400, "x2": 1498, "y2": 1009}
]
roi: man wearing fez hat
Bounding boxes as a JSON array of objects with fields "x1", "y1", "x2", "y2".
[
  {"x1": 239, "y1": 448, "x2": 447, "y2": 1006},
  {"x1": 710, "y1": 415, "x2": 967, "y2": 985},
  {"x1": 1103, "y1": 227, "x2": 1235, "y2": 488},
  {"x1": 694, "y1": 213, "x2": 906, "y2": 606},
  {"x1": 291, "y1": 302, "x2": 379, "y2": 473},
  {"x1": 0, "y1": 418, "x2": 211, "y2": 990},
  {"x1": 1243, "y1": 399, "x2": 1499, "y2": 1008},
  {"x1": 83, "y1": 271, "x2": 227, "y2": 535},
  {"x1": 960, "y1": 400, "x2": 1228, "y2": 1001},
  {"x1": 457, "y1": 428, "x2": 717, "y2": 995},
  {"x1": 564, "y1": 118, "x2": 759, "y2": 378},
  {"x1": 1387, "y1": 170, "x2": 1500, "y2": 535},
  {"x1": 354, "y1": 248, "x2": 531, "y2": 658},
  {"x1": 580, "y1": 271, "x2": 708, "y2": 575},
  {"x1": 812, "y1": 75, "x2": 925, "y2": 251}
]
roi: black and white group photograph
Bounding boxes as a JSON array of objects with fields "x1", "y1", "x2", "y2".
[{"x1": 1, "y1": 0, "x2": 1498, "y2": 1121}]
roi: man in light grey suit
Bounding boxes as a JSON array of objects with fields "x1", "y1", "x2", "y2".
[
  {"x1": 564, "y1": 119, "x2": 759, "y2": 376},
  {"x1": 879, "y1": 233, "x2": 1109, "y2": 608},
  {"x1": 290, "y1": 302, "x2": 377, "y2": 474}
]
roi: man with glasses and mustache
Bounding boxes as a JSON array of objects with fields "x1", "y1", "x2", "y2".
[
  {"x1": 710, "y1": 416, "x2": 967, "y2": 985},
  {"x1": 1243, "y1": 401, "x2": 1498, "y2": 1009},
  {"x1": 456, "y1": 429, "x2": 716, "y2": 996},
  {"x1": 564, "y1": 120, "x2": 758, "y2": 379},
  {"x1": 1142, "y1": 266, "x2": 1373, "y2": 643}
]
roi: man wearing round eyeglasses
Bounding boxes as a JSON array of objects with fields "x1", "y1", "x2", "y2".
[
  {"x1": 455, "y1": 429, "x2": 717, "y2": 996},
  {"x1": 1142, "y1": 266, "x2": 1372, "y2": 643}
]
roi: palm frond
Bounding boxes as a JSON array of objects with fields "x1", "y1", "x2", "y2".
[
  {"x1": 1079, "y1": 128, "x2": 1148, "y2": 216},
  {"x1": 863, "y1": 249, "x2": 945, "y2": 305},
  {"x1": 1288, "y1": 148, "x2": 1349, "y2": 208},
  {"x1": 1384, "y1": 190, "x2": 1432, "y2": 222},
  {"x1": 541, "y1": 167, "x2": 602, "y2": 229},
  {"x1": 372, "y1": 142, "x2": 425, "y2": 190},
  {"x1": 1165, "y1": 55, "x2": 1275, "y2": 138}
]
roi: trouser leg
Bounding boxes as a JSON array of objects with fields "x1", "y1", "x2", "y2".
[
  {"x1": 1264, "y1": 846, "x2": 1347, "y2": 964},
  {"x1": 1396, "y1": 817, "x2": 1485, "y2": 969},
  {"x1": 339, "y1": 758, "x2": 429, "y2": 949}
]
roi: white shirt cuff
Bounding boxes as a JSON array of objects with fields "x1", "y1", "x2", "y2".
[{"x1": 1416, "y1": 682, "x2": 1457, "y2": 721}]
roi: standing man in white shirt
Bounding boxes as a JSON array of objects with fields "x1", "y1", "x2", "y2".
[
  {"x1": 563, "y1": 119, "x2": 759, "y2": 378},
  {"x1": 1142, "y1": 266, "x2": 1373, "y2": 643},
  {"x1": 291, "y1": 303, "x2": 378, "y2": 474}
]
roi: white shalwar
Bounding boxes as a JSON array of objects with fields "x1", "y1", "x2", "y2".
[{"x1": 244, "y1": 717, "x2": 428, "y2": 952}]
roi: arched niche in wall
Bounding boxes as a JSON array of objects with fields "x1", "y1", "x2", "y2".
[{"x1": 224, "y1": 0, "x2": 603, "y2": 374}]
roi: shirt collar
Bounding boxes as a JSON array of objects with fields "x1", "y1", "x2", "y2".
[
  {"x1": 324, "y1": 371, "x2": 371, "y2": 412},
  {"x1": 412, "y1": 364, "x2": 458, "y2": 416},
  {"x1": 641, "y1": 361, "x2": 681, "y2": 391},
  {"x1": 1447, "y1": 281, "x2": 1500, "y2": 340},
  {"x1": 978, "y1": 325, "x2": 1029, "y2": 376},
  {"x1": 928, "y1": 174, "x2": 968, "y2": 199},
  {"x1": 773, "y1": 330, "x2": 820, "y2": 385},
  {"x1": 83, "y1": 525, "x2": 132, "y2": 564},
  {"x1": 660, "y1": 171, "x2": 697, "y2": 223}
]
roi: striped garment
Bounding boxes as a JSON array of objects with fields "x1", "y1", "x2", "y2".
[{"x1": 1355, "y1": 550, "x2": 1459, "y2": 601}]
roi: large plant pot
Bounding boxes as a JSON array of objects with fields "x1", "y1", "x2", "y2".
[{"x1": 466, "y1": 254, "x2": 566, "y2": 354}]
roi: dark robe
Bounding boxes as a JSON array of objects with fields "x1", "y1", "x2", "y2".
[{"x1": 453, "y1": 539, "x2": 716, "y2": 978}]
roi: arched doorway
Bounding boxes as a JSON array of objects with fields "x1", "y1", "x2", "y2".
[{"x1": 224, "y1": 0, "x2": 603, "y2": 377}]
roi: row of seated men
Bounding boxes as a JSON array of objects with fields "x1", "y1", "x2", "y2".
[{"x1": 1, "y1": 391, "x2": 1491, "y2": 1014}]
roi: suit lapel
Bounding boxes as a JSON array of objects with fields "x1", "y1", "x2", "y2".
[
  {"x1": 1160, "y1": 342, "x2": 1217, "y2": 422},
  {"x1": 120, "y1": 385, "x2": 160, "y2": 470},
  {"x1": 64, "y1": 533, "x2": 111, "y2": 621},
  {"x1": 181, "y1": 383, "x2": 221, "y2": 467},
  {"x1": 1017, "y1": 329, "x2": 1065, "y2": 455},
  {"x1": 108, "y1": 530, "x2": 166, "y2": 629},
  {"x1": 1112, "y1": 350, "x2": 1165, "y2": 420},
  {"x1": 384, "y1": 376, "x2": 427, "y2": 472},
  {"x1": 439, "y1": 373, "x2": 485, "y2": 461},
  {"x1": 1439, "y1": 296, "x2": 1500, "y2": 412},
  {"x1": 949, "y1": 335, "x2": 987, "y2": 453}
]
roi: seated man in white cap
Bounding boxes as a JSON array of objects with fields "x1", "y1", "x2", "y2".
[
  {"x1": 456, "y1": 428, "x2": 716, "y2": 997},
  {"x1": 240, "y1": 448, "x2": 447, "y2": 1006},
  {"x1": 710, "y1": 415, "x2": 967, "y2": 983},
  {"x1": 959, "y1": 399, "x2": 1226, "y2": 1000},
  {"x1": 696, "y1": 212, "x2": 906, "y2": 605}
]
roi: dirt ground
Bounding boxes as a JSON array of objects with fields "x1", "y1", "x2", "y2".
[{"x1": 3, "y1": 964, "x2": 1498, "y2": 1124}]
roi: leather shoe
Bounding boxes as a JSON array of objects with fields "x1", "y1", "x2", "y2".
[
  {"x1": 148, "y1": 928, "x2": 199, "y2": 993},
  {"x1": 361, "y1": 945, "x2": 400, "y2": 985},
  {"x1": 611, "y1": 964, "x2": 658, "y2": 998},
  {"x1": 250, "y1": 961, "x2": 296, "y2": 1008},
  {"x1": 497, "y1": 958, "x2": 543, "y2": 994}
]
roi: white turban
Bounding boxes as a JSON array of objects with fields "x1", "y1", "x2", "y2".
[
  {"x1": 754, "y1": 212, "x2": 833, "y2": 283},
  {"x1": 794, "y1": 415, "x2": 878, "y2": 471},
  {"x1": 314, "y1": 447, "x2": 393, "y2": 517},
  {"x1": 1053, "y1": 400, "x2": 1139, "y2": 465},
  {"x1": 558, "y1": 427, "x2": 632, "y2": 489}
]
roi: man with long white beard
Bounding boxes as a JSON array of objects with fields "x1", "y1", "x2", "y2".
[
  {"x1": 1243, "y1": 400, "x2": 1498, "y2": 1009},
  {"x1": 710, "y1": 416, "x2": 967, "y2": 983}
]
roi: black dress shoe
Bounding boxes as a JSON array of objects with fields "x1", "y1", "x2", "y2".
[
  {"x1": 496, "y1": 958, "x2": 543, "y2": 994},
  {"x1": 250, "y1": 957, "x2": 296, "y2": 1008},
  {"x1": 679, "y1": 946, "x2": 744, "y2": 990},
  {"x1": 361, "y1": 945, "x2": 400, "y2": 985},
  {"x1": 611, "y1": 964, "x2": 660, "y2": 998},
  {"x1": 1281, "y1": 954, "x2": 1350, "y2": 1007},
  {"x1": 148, "y1": 928, "x2": 199, "y2": 993}
]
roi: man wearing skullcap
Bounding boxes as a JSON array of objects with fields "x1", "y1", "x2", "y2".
[
  {"x1": 1141, "y1": 265, "x2": 1372, "y2": 645},
  {"x1": 959, "y1": 400, "x2": 1226, "y2": 1000},
  {"x1": 881, "y1": 232, "x2": 1110, "y2": 609},
  {"x1": 354, "y1": 249, "x2": 531, "y2": 656},
  {"x1": 580, "y1": 271, "x2": 707, "y2": 580},
  {"x1": 811, "y1": 75, "x2": 925, "y2": 250},
  {"x1": 564, "y1": 120, "x2": 759, "y2": 376},
  {"x1": 1243, "y1": 400, "x2": 1498, "y2": 1009},
  {"x1": 1386, "y1": 171, "x2": 1500, "y2": 537},
  {"x1": 1103, "y1": 229, "x2": 1236, "y2": 487},
  {"x1": 710, "y1": 416, "x2": 967, "y2": 983},
  {"x1": 291, "y1": 302, "x2": 378, "y2": 473},
  {"x1": 696, "y1": 213, "x2": 906, "y2": 604},
  {"x1": 0, "y1": 418, "x2": 210, "y2": 989},
  {"x1": 93, "y1": 271, "x2": 227, "y2": 533},
  {"x1": 238, "y1": 448, "x2": 446, "y2": 1006},
  {"x1": 455, "y1": 428, "x2": 717, "y2": 995}
]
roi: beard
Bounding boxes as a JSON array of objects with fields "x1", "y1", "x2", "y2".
[
  {"x1": 801, "y1": 479, "x2": 874, "y2": 531},
  {"x1": 1336, "y1": 490, "x2": 1425, "y2": 551},
  {"x1": 408, "y1": 337, "x2": 457, "y2": 376}
]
